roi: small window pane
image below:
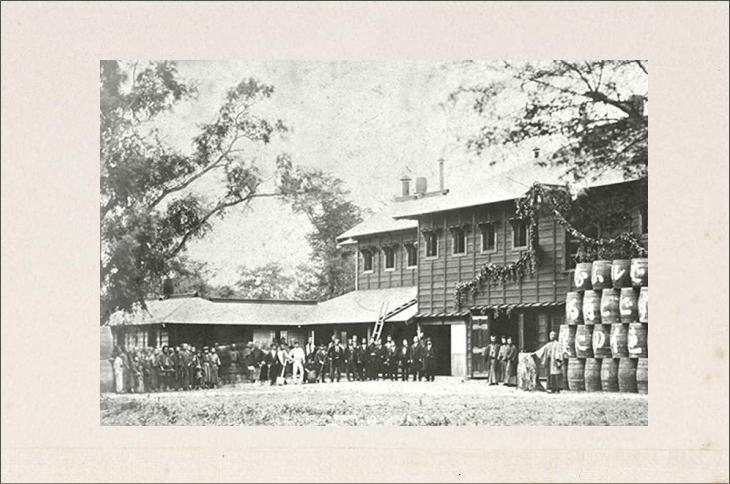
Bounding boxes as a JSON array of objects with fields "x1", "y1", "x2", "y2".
[
  {"x1": 481, "y1": 223, "x2": 496, "y2": 251},
  {"x1": 453, "y1": 228, "x2": 466, "y2": 255}
]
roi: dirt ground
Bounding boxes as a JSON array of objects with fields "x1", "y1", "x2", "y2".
[{"x1": 100, "y1": 377, "x2": 647, "y2": 426}]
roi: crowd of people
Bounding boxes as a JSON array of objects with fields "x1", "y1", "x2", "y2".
[{"x1": 109, "y1": 334, "x2": 439, "y2": 393}]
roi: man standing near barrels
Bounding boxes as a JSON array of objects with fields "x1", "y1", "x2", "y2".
[{"x1": 533, "y1": 331, "x2": 566, "y2": 393}]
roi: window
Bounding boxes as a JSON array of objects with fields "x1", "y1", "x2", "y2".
[
  {"x1": 405, "y1": 243, "x2": 418, "y2": 267},
  {"x1": 640, "y1": 207, "x2": 648, "y2": 234},
  {"x1": 425, "y1": 232, "x2": 438, "y2": 258},
  {"x1": 511, "y1": 219, "x2": 529, "y2": 250},
  {"x1": 362, "y1": 249, "x2": 373, "y2": 272},
  {"x1": 565, "y1": 231, "x2": 580, "y2": 270},
  {"x1": 383, "y1": 247, "x2": 396, "y2": 270},
  {"x1": 480, "y1": 223, "x2": 497, "y2": 252},
  {"x1": 451, "y1": 227, "x2": 466, "y2": 255}
]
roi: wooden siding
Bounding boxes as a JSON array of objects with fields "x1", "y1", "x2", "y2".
[
  {"x1": 356, "y1": 229, "x2": 418, "y2": 290},
  {"x1": 417, "y1": 190, "x2": 647, "y2": 314}
]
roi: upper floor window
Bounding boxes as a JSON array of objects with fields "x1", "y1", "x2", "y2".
[
  {"x1": 362, "y1": 249, "x2": 373, "y2": 272},
  {"x1": 405, "y1": 243, "x2": 418, "y2": 268},
  {"x1": 480, "y1": 222, "x2": 497, "y2": 252},
  {"x1": 565, "y1": 232, "x2": 580, "y2": 270},
  {"x1": 383, "y1": 247, "x2": 396, "y2": 270},
  {"x1": 451, "y1": 227, "x2": 466, "y2": 255},
  {"x1": 511, "y1": 219, "x2": 529, "y2": 250},
  {"x1": 425, "y1": 232, "x2": 438, "y2": 258}
]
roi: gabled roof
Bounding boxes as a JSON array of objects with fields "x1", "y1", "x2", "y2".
[
  {"x1": 108, "y1": 296, "x2": 317, "y2": 327},
  {"x1": 336, "y1": 207, "x2": 418, "y2": 241},
  {"x1": 393, "y1": 164, "x2": 635, "y2": 219},
  {"x1": 107, "y1": 287, "x2": 418, "y2": 327},
  {"x1": 315, "y1": 286, "x2": 417, "y2": 324}
]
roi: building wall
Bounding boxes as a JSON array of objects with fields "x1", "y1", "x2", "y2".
[
  {"x1": 356, "y1": 229, "x2": 419, "y2": 290},
  {"x1": 416, "y1": 182, "x2": 648, "y2": 314}
]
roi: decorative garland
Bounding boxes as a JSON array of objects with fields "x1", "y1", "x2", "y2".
[{"x1": 453, "y1": 182, "x2": 648, "y2": 308}]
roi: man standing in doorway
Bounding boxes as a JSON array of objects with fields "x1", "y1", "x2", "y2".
[
  {"x1": 422, "y1": 338, "x2": 436, "y2": 382},
  {"x1": 504, "y1": 337, "x2": 518, "y2": 387},
  {"x1": 498, "y1": 336, "x2": 509, "y2": 385},
  {"x1": 486, "y1": 335, "x2": 501, "y2": 385}
]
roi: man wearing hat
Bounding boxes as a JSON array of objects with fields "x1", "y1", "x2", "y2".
[
  {"x1": 410, "y1": 336, "x2": 423, "y2": 381},
  {"x1": 422, "y1": 338, "x2": 437, "y2": 381}
]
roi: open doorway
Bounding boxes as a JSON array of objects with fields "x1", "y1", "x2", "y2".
[{"x1": 420, "y1": 324, "x2": 451, "y2": 375}]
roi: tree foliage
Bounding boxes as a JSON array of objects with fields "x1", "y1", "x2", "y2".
[
  {"x1": 278, "y1": 156, "x2": 364, "y2": 301},
  {"x1": 451, "y1": 60, "x2": 648, "y2": 181},
  {"x1": 100, "y1": 61, "x2": 288, "y2": 320}
]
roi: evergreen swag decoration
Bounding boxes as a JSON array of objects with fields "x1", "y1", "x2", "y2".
[{"x1": 454, "y1": 181, "x2": 648, "y2": 308}]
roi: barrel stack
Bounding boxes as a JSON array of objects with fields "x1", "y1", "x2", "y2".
[{"x1": 560, "y1": 258, "x2": 648, "y2": 393}]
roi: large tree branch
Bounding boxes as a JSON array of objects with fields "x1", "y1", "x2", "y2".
[{"x1": 165, "y1": 191, "x2": 284, "y2": 259}]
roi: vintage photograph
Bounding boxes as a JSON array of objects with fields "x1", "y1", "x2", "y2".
[{"x1": 100, "y1": 60, "x2": 649, "y2": 426}]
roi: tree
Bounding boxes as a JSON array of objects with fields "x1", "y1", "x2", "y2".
[
  {"x1": 100, "y1": 61, "x2": 289, "y2": 321},
  {"x1": 450, "y1": 61, "x2": 648, "y2": 181},
  {"x1": 278, "y1": 156, "x2": 364, "y2": 300},
  {"x1": 233, "y1": 262, "x2": 298, "y2": 300}
]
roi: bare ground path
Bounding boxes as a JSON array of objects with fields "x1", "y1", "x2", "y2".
[{"x1": 100, "y1": 378, "x2": 647, "y2": 426}]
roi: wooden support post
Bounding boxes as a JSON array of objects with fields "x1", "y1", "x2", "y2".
[{"x1": 518, "y1": 313, "x2": 525, "y2": 351}]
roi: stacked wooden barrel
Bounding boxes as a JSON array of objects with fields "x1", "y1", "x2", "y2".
[{"x1": 560, "y1": 257, "x2": 648, "y2": 393}]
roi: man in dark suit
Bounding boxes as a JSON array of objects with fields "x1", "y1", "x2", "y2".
[
  {"x1": 410, "y1": 336, "x2": 423, "y2": 381},
  {"x1": 356, "y1": 338, "x2": 368, "y2": 381},
  {"x1": 396, "y1": 338, "x2": 411, "y2": 381},
  {"x1": 344, "y1": 339, "x2": 358, "y2": 381},
  {"x1": 422, "y1": 338, "x2": 437, "y2": 382},
  {"x1": 327, "y1": 337, "x2": 345, "y2": 382}
]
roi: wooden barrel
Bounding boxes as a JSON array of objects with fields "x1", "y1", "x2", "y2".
[
  {"x1": 575, "y1": 325, "x2": 594, "y2": 358},
  {"x1": 611, "y1": 259, "x2": 632, "y2": 288},
  {"x1": 565, "y1": 291, "x2": 583, "y2": 324},
  {"x1": 584, "y1": 358, "x2": 602, "y2": 392},
  {"x1": 583, "y1": 290, "x2": 601, "y2": 325},
  {"x1": 600, "y1": 288, "x2": 620, "y2": 324},
  {"x1": 559, "y1": 324, "x2": 577, "y2": 358},
  {"x1": 573, "y1": 262, "x2": 593, "y2": 291},
  {"x1": 619, "y1": 287, "x2": 639, "y2": 323},
  {"x1": 591, "y1": 260, "x2": 612, "y2": 290},
  {"x1": 561, "y1": 361, "x2": 570, "y2": 390},
  {"x1": 636, "y1": 358, "x2": 648, "y2": 394},
  {"x1": 600, "y1": 358, "x2": 619, "y2": 392},
  {"x1": 631, "y1": 257, "x2": 648, "y2": 287},
  {"x1": 592, "y1": 324, "x2": 612, "y2": 358},
  {"x1": 618, "y1": 357, "x2": 638, "y2": 393},
  {"x1": 638, "y1": 287, "x2": 648, "y2": 323},
  {"x1": 628, "y1": 323, "x2": 648, "y2": 358},
  {"x1": 610, "y1": 323, "x2": 629, "y2": 358},
  {"x1": 567, "y1": 358, "x2": 586, "y2": 391}
]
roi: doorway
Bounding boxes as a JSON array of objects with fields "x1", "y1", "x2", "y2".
[{"x1": 420, "y1": 324, "x2": 451, "y2": 375}]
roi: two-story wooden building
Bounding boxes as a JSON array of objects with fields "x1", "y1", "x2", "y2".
[
  {"x1": 336, "y1": 163, "x2": 647, "y2": 378},
  {"x1": 106, "y1": 161, "x2": 646, "y2": 382}
]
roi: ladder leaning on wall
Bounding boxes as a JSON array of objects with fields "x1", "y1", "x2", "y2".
[{"x1": 371, "y1": 301, "x2": 389, "y2": 342}]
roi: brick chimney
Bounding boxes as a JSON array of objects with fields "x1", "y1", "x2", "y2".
[{"x1": 414, "y1": 177, "x2": 428, "y2": 195}]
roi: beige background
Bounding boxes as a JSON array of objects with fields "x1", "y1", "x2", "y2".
[{"x1": 1, "y1": 1, "x2": 728, "y2": 482}]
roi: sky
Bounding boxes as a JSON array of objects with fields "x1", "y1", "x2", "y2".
[{"x1": 148, "y1": 61, "x2": 591, "y2": 286}]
